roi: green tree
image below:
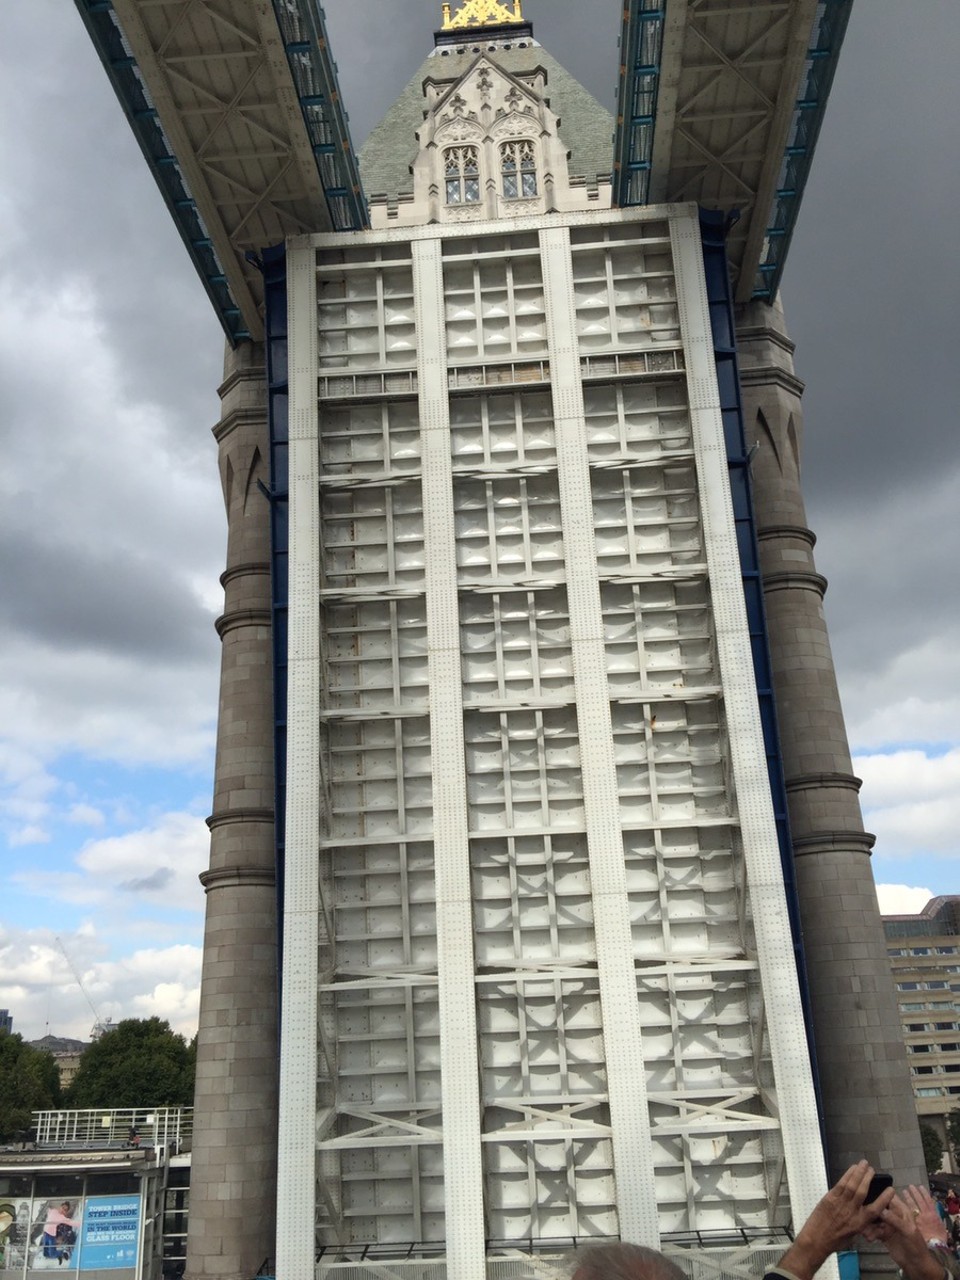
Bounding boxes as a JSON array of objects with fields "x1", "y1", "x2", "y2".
[
  {"x1": 65, "y1": 1018, "x2": 194, "y2": 1109},
  {"x1": 0, "y1": 1034, "x2": 61, "y2": 1140},
  {"x1": 920, "y1": 1121, "x2": 944, "y2": 1176}
]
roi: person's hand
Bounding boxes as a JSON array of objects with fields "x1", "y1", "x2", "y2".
[
  {"x1": 873, "y1": 1192, "x2": 946, "y2": 1280},
  {"x1": 777, "y1": 1162, "x2": 894, "y2": 1280},
  {"x1": 904, "y1": 1185, "x2": 949, "y2": 1246}
]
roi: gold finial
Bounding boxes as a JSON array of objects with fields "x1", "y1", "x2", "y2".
[{"x1": 441, "y1": 0, "x2": 525, "y2": 30}]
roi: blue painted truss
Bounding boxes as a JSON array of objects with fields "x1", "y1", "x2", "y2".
[
  {"x1": 271, "y1": 1, "x2": 367, "y2": 235},
  {"x1": 74, "y1": 0, "x2": 367, "y2": 346},
  {"x1": 613, "y1": 0, "x2": 665, "y2": 209},
  {"x1": 74, "y1": 0, "x2": 251, "y2": 343},
  {"x1": 752, "y1": 0, "x2": 854, "y2": 300}
]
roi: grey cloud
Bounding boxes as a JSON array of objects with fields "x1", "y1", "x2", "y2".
[
  {"x1": 783, "y1": 1, "x2": 960, "y2": 505},
  {"x1": 0, "y1": 0, "x2": 956, "y2": 769},
  {"x1": 0, "y1": 527, "x2": 213, "y2": 663},
  {"x1": 120, "y1": 867, "x2": 175, "y2": 893}
]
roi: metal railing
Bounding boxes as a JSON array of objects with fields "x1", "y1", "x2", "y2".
[{"x1": 32, "y1": 1107, "x2": 193, "y2": 1153}]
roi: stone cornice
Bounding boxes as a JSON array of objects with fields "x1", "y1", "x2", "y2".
[
  {"x1": 217, "y1": 354, "x2": 266, "y2": 401},
  {"x1": 199, "y1": 864, "x2": 276, "y2": 892},
  {"x1": 757, "y1": 524, "x2": 817, "y2": 549},
  {"x1": 212, "y1": 405, "x2": 268, "y2": 445},
  {"x1": 792, "y1": 830, "x2": 876, "y2": 857},
  {"x1": 220, "y1": 561, "x2": 271, "y2": 588},
  {"x1": 206, "y1": 806, "x2": 275, "y2": 832},
  {"x1": 786, "y1": 771, "x2": 863, "y2": 795},
  {"x1": 738, "y1": 364, "x2": 805, "y2": 398},
  {"x1": 762, "y1": 569, "x2": 828, "y2": 597},
  {"x1": 215, "y1": 607, "x2": 272, "y2": 637},
  {"x1": 733, "y1": 323, "x2": 797, "y2": 358}
]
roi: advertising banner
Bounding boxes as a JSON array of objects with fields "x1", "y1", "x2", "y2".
[
  {"x1": 28, "y1": 1198, "x2": 83, "y2": 1271},
  {"x1": 0, "y1": 1200, "x2": 32, "y2": 1272},
  {"x1": 78, "y1": 1197, "x2": 140, "y2": 1272}
]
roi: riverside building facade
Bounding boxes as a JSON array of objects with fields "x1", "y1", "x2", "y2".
[{"x1": 884, "y1": 896, "x2": 960, "y2": 1159}]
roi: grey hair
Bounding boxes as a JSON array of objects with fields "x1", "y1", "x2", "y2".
[{"x1": 566, "y1": 1243, "x2": 687, "y2": 1280}]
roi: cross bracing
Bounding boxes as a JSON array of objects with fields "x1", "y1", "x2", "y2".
[
  {"x1": 74, "y1": 0, "x2": 365, "y2": 343},
  {"x1": 614, "y1": 0, "x2": 853, "y2": 302},
  {"x1": 277, "y1": 207, "x2": 827, "y2": 1278},
  {"x1": 80, "y1": 0, "x2": 851, "y2": 340}
]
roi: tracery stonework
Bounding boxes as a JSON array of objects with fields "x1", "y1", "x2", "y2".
[{"x1": 369, "y1": 53, "x2": 612, "y2": 229}]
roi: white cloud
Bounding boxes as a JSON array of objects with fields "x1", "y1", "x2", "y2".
[
  {"x1": 10, "y1": 811, "x2": 208, "y2": 930},
  {"x1": 875, "y1": 883, "x2": 934, "y2": 916},
  {"x1": 857, "y1": 747, "x2": 960, "y2": 859},
  {"x1": 0, "y1": 743, "x2": 57, "y2": 845},
  {"x1": 8, "y1": 824, "x2": 50, "y2": 848},
  {"x1": 76, "y1": 812, "x2": 208, "y2": 909},
  {"x1": 67, "y1": 804, "x2": 105, "y2": 827},
  {"x1": 96, "y1": 947, "x2": 202, "y2": 1040},
  {"x1": 0, "y1": 925, "x2": 201, "y2": 1042}
]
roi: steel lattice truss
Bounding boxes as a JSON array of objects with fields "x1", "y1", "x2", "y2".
[
  {"x1": 78, "y1": 0, "x2": 365, "y2": 341},
  {"x1": 616, "y1": 0, "x2": 852, "y2": 302},
  {"x1": 277, "y1": 207, "x2": 827, "y2": 1278}
]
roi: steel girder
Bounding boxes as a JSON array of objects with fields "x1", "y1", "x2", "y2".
[
  {"x1": 616, "y1": 0, "x2": 854, "y2": 303},
  {"x1": 75, "y1": 0, "x2": 366, "y2": 343}
]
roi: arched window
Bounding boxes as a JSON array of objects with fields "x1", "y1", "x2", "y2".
[
  {"x1": 500, "y1": 140, "x2": 537, "y2": 198},
  {"x1": 444, "y1": 147, "x2": 480, "y2": 204}
]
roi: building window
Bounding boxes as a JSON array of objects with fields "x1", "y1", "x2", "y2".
[
  {"x1": 445, "y1": 147, "x2": 481, "y2": 205},
  {"x1": 907, "y1": 1023, "x2": 930, "y2": 1032},
  {"x1": 909, "y1": 1044, "x2": 931, "y2": 1053},
  {"x1": 936, "y1": 1023, "x2": 957, "y2": 1031},
  {"x1": 927, "y1": 981, "x2": 948, "y2": 989},
  {"x1": 917, "y1": 1087, "x2": 944, "y2": 1097},
  {"x1": 913, "y1": 948, "x2": 930, "y2": 956},
  {"x1": 902, "y1": 1002, "x2": 924, "y2": 1011},
  {"x1": 501, "y1": 140, "x2": 537, "y2": 198},
  {"x1": 898, "y1": 982, "x2": 919, "y2": 991},
  {"x1": 913, "y1": 1066, "x2": 935, "y2": 1075},
  {"x1": 938, "y1": 947, "x2": 957, "y2": 954},
  {"x1": 941, "y1": 1043, "x2": 960, "y2": 1051}
]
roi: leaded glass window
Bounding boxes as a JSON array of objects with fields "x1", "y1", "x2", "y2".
[
  {"x1": 500, "y1": 140, "x2": 537, "y2": 199},
  {"x1": 445, "y1": 147, "x2": 480, "y2": 204}
]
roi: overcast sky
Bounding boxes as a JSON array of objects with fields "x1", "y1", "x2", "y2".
[{"x1": 0, "y1": 0, "x2": 957, "y2": 1043}]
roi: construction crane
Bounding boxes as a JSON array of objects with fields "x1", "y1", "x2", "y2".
[{"x1": 55, "y1": 936, "x2": 115, "y2": 1040}]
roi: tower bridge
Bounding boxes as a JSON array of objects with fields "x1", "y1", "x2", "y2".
[
  {"x1": 70, "y1": 2, "x2": 921, "y2": 1279},
  {"x1": 76, "y1": 0, "x2": 849, "y2": 335}
]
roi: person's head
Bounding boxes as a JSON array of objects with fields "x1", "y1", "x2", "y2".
[
  {"x1": 59, "y1": 1203, "x2": 71, "y2": 1215},
  {"x1": 570, "y1": 1243, "x2": 687, "y2": 1280}
]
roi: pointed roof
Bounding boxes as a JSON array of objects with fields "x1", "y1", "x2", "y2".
[{"x1": 359, "y1": 42, "x2": 614, "y2": 200}]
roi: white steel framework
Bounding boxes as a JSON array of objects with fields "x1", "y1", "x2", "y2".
[{"x1": 278, "y1": 204, "x2": 826, "y2": 1280}]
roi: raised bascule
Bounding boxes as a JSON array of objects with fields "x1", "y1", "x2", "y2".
[{"x1": 73, "y1": 2, "x2": 923, "y2": 1278}]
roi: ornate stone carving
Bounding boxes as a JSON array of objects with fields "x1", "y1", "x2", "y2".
[
  {"x1": 492, "y1": 114, "x2": 535, "y2": 141},
  {"x1": 436, "y1": 120, "x2": 483, "y2": 144},
  {"x1": 499, "y1": 197, "x2": 540, "y2": 217}
]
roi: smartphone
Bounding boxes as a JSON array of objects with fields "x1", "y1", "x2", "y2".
[{"x1": 864, "y1": 1173, "x2": 894, "y2": 1203}]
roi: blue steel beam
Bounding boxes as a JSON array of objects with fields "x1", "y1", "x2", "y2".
[
  {"x1": 752, "y1": 0, "x2": 854, "y2": 299},
  {"x1": 615, "y1": 0, "x2": 854, "y2": 302},
  {"x1": 75, "y1": 0, "x2": 367, "y2": 346},
  {"x1": 74, "y1": 0, "x2": 250, "y2": 344},
  {"x1": 613, "y1": 0, "x2": 665, "y2": 209},
  {"x1": 271, "y1": 1, "x2": 367, "y2": 234}
]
